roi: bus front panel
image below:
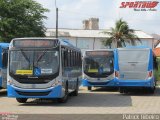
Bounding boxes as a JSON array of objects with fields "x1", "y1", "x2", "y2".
[
  {"x1": 82, "y1": 50, "x2": 115, "y2": 87},
  {"x1": 7, "y1": 47, "x2": 64, "y2": 98}
]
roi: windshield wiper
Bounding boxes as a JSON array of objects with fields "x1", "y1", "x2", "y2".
[
  {"x1": 36, "y1": 50, "x2": 47, "y2": 64},
  {"x1": 20, "y1": 49, "x2": 31, "y2": 66}
]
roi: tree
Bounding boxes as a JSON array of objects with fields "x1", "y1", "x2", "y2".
[
  {"x1": 0, "y1": 0, "x2": 49, "y2": 42},
  {"x1": 102, "y1": 19, "x2": 141, "y2": 48}
]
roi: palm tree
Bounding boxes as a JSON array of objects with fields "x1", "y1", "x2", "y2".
[{"x1": 102, "y1": 19, "x2": 141, "y2": 48}]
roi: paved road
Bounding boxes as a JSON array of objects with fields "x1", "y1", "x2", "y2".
[{"x1": 0, "y1": 87, "x2": 160, "y2": 114}]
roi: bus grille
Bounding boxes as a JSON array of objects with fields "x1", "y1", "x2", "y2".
[
  {"x1": 88, "y1": 81, "x2": 109, "y2": 85},
  {"x1": 16, "y1": 90, "x2": 51, "y2": 96}
]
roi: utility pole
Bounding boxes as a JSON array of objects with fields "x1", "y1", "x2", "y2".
[{"x1": 55, "y1": 0, "x2": 58, "y2": 38}]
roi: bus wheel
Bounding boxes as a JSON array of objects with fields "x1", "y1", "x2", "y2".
[
  {"x1": 119, "y1": 88, "x2": 125, "y2": 94},
  {"x1": 72, "y1": 79, "x2": 79, "y2": 96},
  {"x1": 88, "y1": 86, "x2": 92, "y2": 91},
  {"x1": 16, "y1": 98, "x2": 27, "y2": 103},
  {"x1": 58, "y1": 82, "x2": 68, "y2": 103},
  {"x1": 148, "y1": 87, "x2": 155, "y2": 94}
]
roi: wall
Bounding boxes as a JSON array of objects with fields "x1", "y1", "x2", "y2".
[{"x1": 49, "y1": 36, "x2": 153, "y2": 53}]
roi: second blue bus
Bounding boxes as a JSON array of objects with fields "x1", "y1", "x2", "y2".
[{"x1": 82, "y1": 50, "x2": 116, "y2": 90}]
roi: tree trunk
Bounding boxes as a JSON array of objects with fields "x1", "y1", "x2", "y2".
[{"x1": 114, "y1": 40, "x2": 118, "y2": 48}]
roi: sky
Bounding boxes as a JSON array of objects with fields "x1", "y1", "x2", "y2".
[{"x1": 35, "y1": 0, "x2": 160, "y2": 34}]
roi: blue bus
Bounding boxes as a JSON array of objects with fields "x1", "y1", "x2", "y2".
[
  {"x1": 0, "y1": 43, "x2": 9, "y2": 90},
  {"x1": 82, "y1": 50, "x2": 115, "y2": 90},
  {"x1": 7, "y1": 38, "x2": 82, "y2": 103},
  {"x1": 114, "y1": 46, "x2": 156, "y2": 93}
]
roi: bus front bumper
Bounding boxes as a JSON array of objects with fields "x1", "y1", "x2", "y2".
[
  {"x1": 82, "y1": 79, "x2": 115, "y2": 87},
  {"x1": 7, "y1": 85, "x2": 62, "y2": 98}
]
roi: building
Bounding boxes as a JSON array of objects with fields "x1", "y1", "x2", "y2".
[
  {"x1": 151, "y1": 34, "x2": 160, "y2": 48},
  {"x1": 46, "y1": 18, "x2": 154, "y2": 53},
  {"x1": 83, "y1": 18, "x2": 99, "y2": 30}
]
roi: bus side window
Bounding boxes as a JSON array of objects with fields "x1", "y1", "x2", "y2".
[
  {"x1": 68, "y1": 49, "x2": 72, "y2": 67},
  {"x1": 80, "y1": 53, "x2": 82, "y2": 66},
  {"x1": 2, "y1": 51, "x2": 8, "y2": 68},
  {"x1": 67, "y1": 49, "x2": 70, "y2": 67},
  {"x1": 78, "y1": 53, "x2": 82, "y2": 67},
  {"x1": 76, "y1": 52, "x2": 79, "y2": 67},
  {"x1": 75, "y1": 52, "x2": 77, "y2": 67},
  {"x1": 73, "y1": 51, "x2": 76, "y2": 67},
  {"x1": 61, "y1": 48, "x2": 64, "y2": 68},
  {"x1": 70, "y1": 50, "x2": 73, "y2": 67},
  {"x1": 72, "y1": 51, "x2": 74, "y2": 67},
  {"x1": 64, "y1": 49, "x2": 68, "y2": 67}
]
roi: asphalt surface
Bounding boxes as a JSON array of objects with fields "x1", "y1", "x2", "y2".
[{"x1": 0, "y1": 87, "x2": 160, "y2": 115}]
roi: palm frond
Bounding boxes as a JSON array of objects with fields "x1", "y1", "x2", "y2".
[
  {"x1": 102, "y1": 37, "x2": 114, "y2": 47},
  {"x1": 102, "y1": 18, "x2": 140, "y2": 48}
]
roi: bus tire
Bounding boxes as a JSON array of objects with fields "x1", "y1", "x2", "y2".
[
  {"x1": 119, "y1": 88, "x2": 127, "y2": 94},
  {"x1": 58, "y1": 81, "x2": 68, "y2": 103},
  {"x1": 148, "y1": 87, "x2": 155, "y2": 94},
  {"x1": 119, "y1": 88, "x2": 124, "y2": 93},
  {"x1": 16, "y1": 98, "x2": 27, "y2": 103},
  {"x1": 72, "y1": 79, "x2": 79, "y2": 96},
  {"x1": 88, "y1": 86, "x2": 92, "y2": 91}
]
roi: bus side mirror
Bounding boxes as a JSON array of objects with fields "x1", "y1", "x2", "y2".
[{"x1": 2, "y1": 52, "x2": 8, "y2": 68}]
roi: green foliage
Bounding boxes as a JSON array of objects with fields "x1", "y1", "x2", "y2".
[
  {"x1": 0, "y1": 0, "x2": 49, "y2": 42},
  {"x1": 102, "y1": 18, "x2": 141, "y2": 48},
  {"x1": 155, "y1": 57, "x2": 160, "y2": 81}
]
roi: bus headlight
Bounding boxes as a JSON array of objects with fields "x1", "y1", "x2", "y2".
[
  {"x1": 51, "y1": 80, "x2": 61, "y2": 87},
  {"x1": 8, "y1": 80, "x2": 13, "y2": 85},
  {"x1": 82, "y1": 74, "x2": 88, "y2": 80},
  {"x1": 82, "y1": 73, "x2": 85, "y2": 79}
]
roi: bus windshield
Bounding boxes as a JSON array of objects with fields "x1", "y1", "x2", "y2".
[
  {"x1": 9, "y1": 49, "x2": 59, "y2": 77},
  {"x1": 83, "y1": 51, "x2": 114, "y2": 78}
]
